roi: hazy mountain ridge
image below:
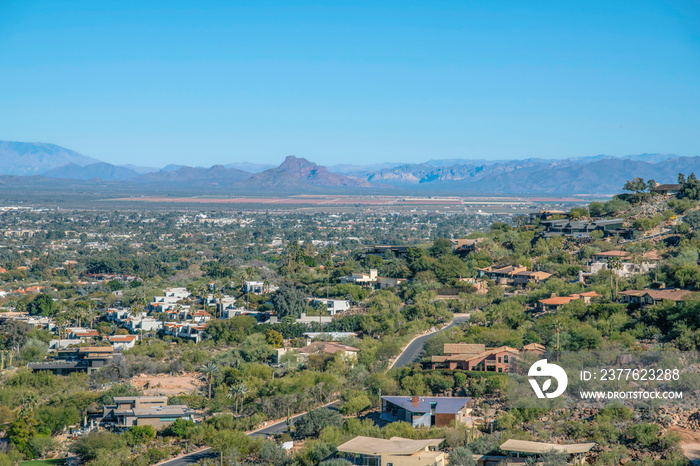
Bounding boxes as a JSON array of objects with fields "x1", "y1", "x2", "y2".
[
  {"x1": 0, "y1": 141, "x2": 100, "y2": 175},
  {"x1": 240, "y1": 156, "x2": 371, "y2": 189},
  {"x1": 0, "y1": 141, "x2": 695, "y2": 194},
  {"x1": 44, "y1": 163, "x2": 141, "y2": 180}
]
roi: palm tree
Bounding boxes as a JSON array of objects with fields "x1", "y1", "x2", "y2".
[
  {"x1": 54, "y1": 312, "x2": 69, "y2": 340},
  {"x1": 201, "y1": 363, "x2": 219, "y2": 400},
  {"x1": 199, "y1": 283, "x2": 210, "y2": 315},
  {"x1": 213, "y1": 291, "x2": 223, "y2": 318},
  {"x1": 245, "y1": 267, "x2": 254, "y2": 309},
  {"x1": 226, "y1": 383, "x2": 249, "y2": 415},
  {"x1": 608, "y1": 257, "x2": 623, "y2": 300},
  {"x1": 133, "y1": 296, "x2": 148, "y2": 340}
]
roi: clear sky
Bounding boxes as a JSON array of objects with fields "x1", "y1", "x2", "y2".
[{"x1": 0, "y1": 0, "x2": 699, "y2": 168}]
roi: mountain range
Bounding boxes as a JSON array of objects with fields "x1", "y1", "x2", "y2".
[{"x1": 0, "y1": 140, "x2": 696, "y2": 195}]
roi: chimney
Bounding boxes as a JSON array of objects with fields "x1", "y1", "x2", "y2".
[
  {"x1": 411, "y1": 396, "x2": 420, "y2": 406},
  {"x1": 550, "y1": 293, "x2": 557, "y2": 298}
]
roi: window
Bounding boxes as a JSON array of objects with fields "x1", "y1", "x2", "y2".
[
  {"x1": 504, "y1": 355, "x2": 509, "y2": 363},
  {"x1": 498, "y1": 357, "x2": 501, "y2": 363}
]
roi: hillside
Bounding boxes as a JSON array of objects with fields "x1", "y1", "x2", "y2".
[
  {"x1": 239, "y1": 156, "x2": 371, "y2": 189},
  {"x1": 0, "y1": 140, "x2": 100, "y2": 176}
]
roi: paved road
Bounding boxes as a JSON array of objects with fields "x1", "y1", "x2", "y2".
[
  {"x1": 391, "y1": 313, "x2": 470, "y2": 369},
  {"x1": 159, "y1": 401, "x2": 340, "y2": 466}
]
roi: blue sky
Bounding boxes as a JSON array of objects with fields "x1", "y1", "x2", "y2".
[{"x1": 0, "y1": 0, "x2": 699, "y2": 168}]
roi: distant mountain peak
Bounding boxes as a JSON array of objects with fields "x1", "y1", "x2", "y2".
[
  {"x1": 279, "y1": 155, "x2": 318, "y2": 175},
  {"x1": 0, "y1": 140, "x2": 100, "y2": 176},
  {"x1": 242, "y1": 156, "x2": 371, "y2": 189}
]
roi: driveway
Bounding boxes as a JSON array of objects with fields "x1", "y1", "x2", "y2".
[{"x1": 390, "y1": 313, "x2": 470, "y2": 369}]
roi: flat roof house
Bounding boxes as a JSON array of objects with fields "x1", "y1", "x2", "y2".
[
  {"x1": 102, "y1": 396, "x2": 195, "y2": 429},
  {"x1": 381, "y1": 396, "x2": 472, "y2": 428},
  {"x1": 499, "y1": 439, "x2": 595, "y2": 465},
  {"x1": 337, "y1": 436, "x2": 445, "y2": 466},
  {"x1": 541, "y1": 218, "x2": 624, "y2": 238},
  {"x1": 308, "y1": 298, "x2": 351, "y2": 316},
  {"x1": 28, "y1": 346, "x2": 122, "y2": 375}
]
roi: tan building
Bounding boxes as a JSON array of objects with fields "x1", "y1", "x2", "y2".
[
  {"x1": 337, "y1": 436, "x2": 445, "y2": 466},
  {"x1": 499, "y1": 439, "x2": 595, "y2": 465},
  {"x1": 537, "y1": 291, "x2": 600, "y2": 312},
  {"x1": 477, "y1": 265, "x2": 552, "y2": 287},
  {"x1": 618, "y1": 289, "x2": 694, "y2": 307},
  {"x1": 431, "y1": 343, "x2": 519, "y2": 372},
  {"x1": 298, "y1": 341, "x2": 359, "y2": 363},
  {"x1": 102, "y1": 396, "x2": 195, "y2": 429}
]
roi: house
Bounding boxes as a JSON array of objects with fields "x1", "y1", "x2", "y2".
[
  {"x1": 589, "y1": 250, "x2": 659, "y2": 278},
  {"x1": 164, "y1": 287, "x2": 191, "y2": 299},
  {"x1": 451, "y1": 239, "x2": 481, "y2": 254},
  {"x1": 499, "y1": 439, "x2": 595, "y2": 465},
  {"x1": 102, "y1": 396, "x2": 195, "y2": 429},
  {"x1": 191, "y1": 310, "x2": 212, "y2": 323},
  {"x1": 340, "y1": 269, "x2": 378, "y2": 286},
  {"x1": 377, "y1": 277, "x2": 407, "y2": 288},
  {"x1": 69, "y1": 329, "x2": 99, "y2": 340},
  {"x1": 618, "y1": 289, "x2": 694, "y2": 307},
  {"x1": 340, "y1": 269, "x2": 406, "y2": 289},
  {"x1": 522, "y1": 342, "x2": 546, "y2": 354},
  {"x1": 430, "y1": 343, "x2": 519, "y2": 372},
  {"x1": 220, "y1": 306, "x2": 253, "y2": 319},
  {"x1": 511, "y1": 270, "x2": 552, "y2": 286},
  {"x1": 537, "y1": 291, "x2": 600, "y2": 312},
  {"x1": 381, "y1": 396, "x2": 472, "y2": 427},
  {"x1": 528, "y1": 210, "x2": 568, "y2": 222},
  {"x1": 125, "y1": 318, "x2": 163, "y2": 334},
  {"x1": 308, "y1": 298, "x2": 351, "y2": 316},
  {"x1": 457, "y1": 277, "x2": 489, "y2": 293},
  {"x1": 302, "y1": 332, "x2": 358, "y2": 345},
  {"x1": 243, "y1": 281, "x2": 278, "y2": 294},
  {"x1": 365, "y1": 245, "x2": 411, "y2": 258},
  {"x1": 477, "y1": 266, "x2": 551, "y2": 287},
  {"x1": 651, "y1": 183, "x2": 682, "y2": 195},
  {"x1": 297, "y1": 341, "x2": 359, "y2": 361},
  {"x1": 337, "y1": 436, "x2": 445, "y2": 466},
  {"x1": 541, "y1": 218, "x2": 625, "y2": 238},
  {"x1": 29, "y1": 346, "x2": 122, "y2": 375},
  {"x1": 215, "y1": 297, "x2": 239, "y2": 314},
  {"x1": 108, "y1": 335, "x2": 138, "y2": 350},
  {"x1": 164, "y1": 323, "x2": 207, "y2": 343}
]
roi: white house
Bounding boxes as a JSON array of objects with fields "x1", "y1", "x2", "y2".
[
  {"x1": 125, "y1": 318, "x2": 163, "y2": 334},
  {"x1": 339, "y1": 269, "x2": 405, "y2": 288},
  {"x1": 108, "y1": 335, "x2": 138, "y2": 350},
  {"x1": 308, "y1": 298, "x2": 351, "y2": 316},
  {"x1": 164, "y1": 287, "x2": 191, "y2": 299},
  {"x1": 340, "y1": 269, "x2": 378, "y2": 285},
  {"x1": 243, "y1": 281, "x2": 279, "y2": 294}
]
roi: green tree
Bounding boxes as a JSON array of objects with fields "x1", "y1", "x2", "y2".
[
  {"x1": 26, "y1": 294, "x2": 56, "y2": 317},
  {"x1": 201, "y1": 362, "x2": 219, "y2": 400},
  {"x1": 271, "y1": 283, "x2": 308, "y2": 319},
  {"x1": 449, "y1": 447, "x2": 477, "y2": 466},
  {"x1": 294, "y1": 408, "x2": 343, "y2": 439}
]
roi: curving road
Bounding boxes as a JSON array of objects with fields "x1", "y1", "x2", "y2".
[
  {"x1": 390, "y1": 313, "x2": 470, "y2": 369},
  {"x1": 159, "y1": 314, "x2": 470, "y2": 465},
  {"x1": 158, "y1": 401, "x2": 340, "y2": 466}
]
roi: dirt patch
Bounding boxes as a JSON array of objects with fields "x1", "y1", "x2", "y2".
[
  {"x1": 670, "y1": 427, "x2": 700, "y2": 464},
  {"x1": 131, "y1": 373, "x2": 200, "y2": 396}
]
